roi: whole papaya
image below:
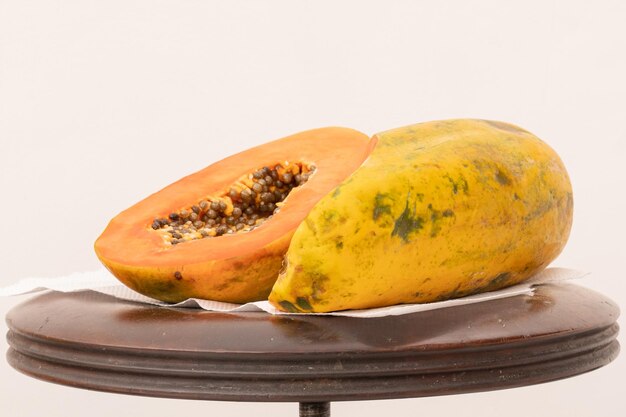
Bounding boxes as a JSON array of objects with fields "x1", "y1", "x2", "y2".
[{"x1": 269, "y1": 119, "x2": 573, "y2": 313}]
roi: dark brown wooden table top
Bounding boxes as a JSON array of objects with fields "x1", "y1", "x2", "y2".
[{"x1": 4, "y1": 283, "x2": 620, "y2": 404}]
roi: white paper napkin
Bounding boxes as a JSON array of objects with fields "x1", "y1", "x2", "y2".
[{"x1": 0, "y1": 267, "x2": 587, "y2": 317}]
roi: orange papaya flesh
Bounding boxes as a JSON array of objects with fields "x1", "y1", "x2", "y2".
[{"x1": 94, "y1": 127, "x2": 372, "y2": 303}]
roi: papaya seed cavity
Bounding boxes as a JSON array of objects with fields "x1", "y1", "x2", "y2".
[{"x1": 152, "y1": 162, "x2": 316, "y2": 245}]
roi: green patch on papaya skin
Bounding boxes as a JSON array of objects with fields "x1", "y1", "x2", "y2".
[
  {"x1": 427, "y1": 204, "x2": 456, "y2": 237},
  {"x1": 296, "y1": 297, "x2": 314, "y2": 311},
  {"x1": 523, "y1": 198, "x2": 557, "y2": 222},
  {"x1": 147, "y1": 280, "x2": 177, "y2": 294},
  {"x1": 213, "y1": 275, "x2": 244, "y2": 292},
  {"x1": 488, "y1": 272, "x2": 511, "y2": 288},
  {"x1": 323, "y1": 210, "x2": 337, "y2": 223},
  {"x1": 278, "y1": 300, "x2": 301, "y2": 313},
  {"x1": 434, "y1": 283, "x2": 464, "y2": 301},
  {"x1": 304, "y1": 217, "x2": 318, "y2": 234},
  {"x1": 332, "y1": 187, "x2": 341, "y2": 198},
  {"x1": 129, "y1": 278, "x2": 185, "y2": 303},
  {"x1": 310, "y1": 273, "x2": 330, "y2": 302},
  {"x1": 214, "y1": 281, "x2": 232, "y2": 291},
  {"x1": 444, "y1": 174, "x2": 469, "y2": 195},
  {"x1": 320, "y1": 209, "x2": 346, "y2": 233},
  {"x1": 373, "y1": 192, "x2": 392, "y2": 221},
  {"x1": 392, "y1": 195, "x2": 424, "y2": 242},
  {"x1": 495, "y1": 169, "x2": 512, "y2": 185}
]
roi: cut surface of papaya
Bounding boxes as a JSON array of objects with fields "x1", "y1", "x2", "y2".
[{"x1": 94, "y1": 127, "x2": 372, "y2": 303}]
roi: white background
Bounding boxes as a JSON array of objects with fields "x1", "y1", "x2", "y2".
[{"x1": 1, "y1": 1, "x2": 625, "y2": 416}]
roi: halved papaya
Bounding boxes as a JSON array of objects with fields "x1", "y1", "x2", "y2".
[{"x1": 94, "y1": 127, "x2": 372, "y2": 303}]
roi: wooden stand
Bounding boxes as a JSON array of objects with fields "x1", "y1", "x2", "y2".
[
  {"x1": 4, "y1": 283, "x2": 620, "y2": 416},
  {"x1": 300, "y1": 402, "x2": 330, "y2": 417}
]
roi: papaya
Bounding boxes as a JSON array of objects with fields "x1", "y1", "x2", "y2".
[
  {"x1": 269, "y1": 119, "x2": 573, "y2": 312},
  {"x1": 94, "y1": 127, "x2": 372, "y2": 303},
  {"x1": 96, "y1": 119, "x2": 573, "y2": 312}
]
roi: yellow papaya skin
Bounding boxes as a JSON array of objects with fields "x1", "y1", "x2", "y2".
[{"x1": 269, "y1": 119, "x2": 573, "y2": 313}]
